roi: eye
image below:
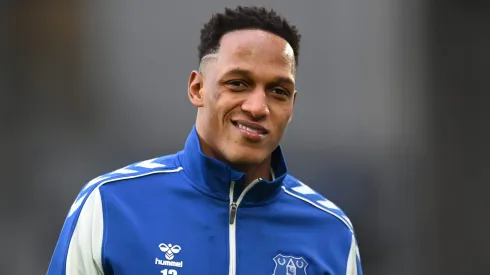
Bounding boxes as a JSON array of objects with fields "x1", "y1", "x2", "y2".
[
  {"x1": 226, "y1": 80, "x2": 247, "y2": 89},
  {"x1": 270, "y1": 88, "x2": 289, "y2": 96}
]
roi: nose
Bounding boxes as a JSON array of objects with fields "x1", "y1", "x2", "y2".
[{"x1": 241, "y1": 89, "x2": 270, "y2": 119}]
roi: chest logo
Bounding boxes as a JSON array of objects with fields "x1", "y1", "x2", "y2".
[
  {"x1": 159, "y1": 243, "x2": 182, "y2": 260},
  {"x1": 273, "y1": 254, "x2": 308, "y2": 275},
  {"x1": 155, "y1": 243, "x2": 183, "y2": 268}
]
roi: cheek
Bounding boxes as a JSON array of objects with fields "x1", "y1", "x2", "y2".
[
  {"x1": 203, "y1": 80, "x2": 226, "y2": 101},
  {"x1": 271, "y1": 105, "x2": 294, "y2": 128},
  {"x1": 203, "y1": 90, "x2": 236, "y2": 127},
  {"x1": 216, "y1": 91, "x2": 242, "y2": 117},
  {"x1": 202, "y1": 89, "x2": 221, "y2": 113},
  {"x1": 202, "y1": 87, "x2": 218, "y2": 104}
]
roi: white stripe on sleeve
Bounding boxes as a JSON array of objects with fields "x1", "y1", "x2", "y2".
[
  {"x1": 346, "y1": 234, "x2": 358, "y2": 275},
  {"x1": 65, "y1": 188, "x2": 104, "y2": 275}
]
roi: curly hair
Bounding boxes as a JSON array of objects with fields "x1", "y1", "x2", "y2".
[{"x1": 198, "y1": 6, "x2": 301, "y2": 67}]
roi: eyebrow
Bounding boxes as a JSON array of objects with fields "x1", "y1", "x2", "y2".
[{"x1": 223, "y1": 68, "x2": 295, "y2": 86}]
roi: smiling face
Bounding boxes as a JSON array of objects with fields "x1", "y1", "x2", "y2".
[{"x1": 188, "y1": 29, "x2": 296, "y2": 170}]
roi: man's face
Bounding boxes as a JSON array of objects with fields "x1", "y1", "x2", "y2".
[{"x1": 188, "y1": 29, "x2": 296, "y2": 168}]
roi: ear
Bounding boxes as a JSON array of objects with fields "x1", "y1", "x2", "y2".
[{"x1": 188, "y1": 70, "x2": 204, "y2": 107}]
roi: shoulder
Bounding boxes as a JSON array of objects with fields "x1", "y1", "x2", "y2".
[
  {"x1": 67, "y1": 154, "x2": 183, "y2": 219},
  {"x1": 281, "y1": 174, "x2": 355, "y2": 233}
]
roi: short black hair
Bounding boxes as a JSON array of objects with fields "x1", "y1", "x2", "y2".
[{"x1": 198, "y1": 6, "x2": 301, "y2": 66}]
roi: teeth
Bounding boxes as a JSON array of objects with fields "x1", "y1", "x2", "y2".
[{"x1": 238, "y1": 123, "x2": 261, "y2": 134}]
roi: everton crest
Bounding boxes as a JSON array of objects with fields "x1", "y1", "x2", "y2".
[{"x1": 272, "y1": 254, "x2": 308, "y2": 275}]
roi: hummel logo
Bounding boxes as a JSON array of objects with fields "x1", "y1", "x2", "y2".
[
  {"x1": 155, "y1": 243, "x2": 184, "y2": 268},
  {"x1": 159, "y1": 243, "x2": 182, "y2": 260}
]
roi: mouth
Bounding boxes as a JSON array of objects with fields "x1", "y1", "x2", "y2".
[{"x1": 232, "y1": 120, "x2": 269, "y2": 140}]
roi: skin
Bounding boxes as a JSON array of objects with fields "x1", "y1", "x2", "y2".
[{"x1": 188, "y1": 29, "x2": 297, "y2": 184}]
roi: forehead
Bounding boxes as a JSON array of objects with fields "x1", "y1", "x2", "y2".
[{"x1": 215, "y1": 29, "x2": 295, "y2": 75}]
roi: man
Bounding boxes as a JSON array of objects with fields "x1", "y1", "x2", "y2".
[{"x1": 47, "y1": 5, "x2": 362, "y2": 275}]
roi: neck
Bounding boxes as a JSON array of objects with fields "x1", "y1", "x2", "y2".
[
  {"x1": 233, "y1": 157, "x2": 272, "y2": 186},
  {"x1": 197, "y1": 134, "x2": 272, "y2": 186}
]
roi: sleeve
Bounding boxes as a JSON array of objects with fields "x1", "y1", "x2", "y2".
[
  {"x1": 46, "y1": 187, "x2": 105, "y2": 275},
  {"x1": 346, "y1": 233, "x2": 363, "y2": 275}
]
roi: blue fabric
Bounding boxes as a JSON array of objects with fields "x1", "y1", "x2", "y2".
[{"x1": 47, "y1": 125, "x2": 362, "y2": 275}]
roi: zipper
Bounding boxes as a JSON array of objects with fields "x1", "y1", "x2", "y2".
[{"x1": 228, "y1": 178, "x2": 262, "y2": 275}]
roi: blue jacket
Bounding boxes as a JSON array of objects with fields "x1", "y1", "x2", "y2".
[{"x1": 47, "y1": 126, "x2": 363, "y2": 275}]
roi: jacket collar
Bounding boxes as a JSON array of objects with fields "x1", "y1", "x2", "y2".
[{"x1": 178, "y1": 125, "x2": 288, "y2": 203}]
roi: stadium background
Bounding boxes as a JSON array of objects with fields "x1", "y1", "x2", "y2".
[{"x1": 1, "y1": 0, "x2": 488, "y2": 274}]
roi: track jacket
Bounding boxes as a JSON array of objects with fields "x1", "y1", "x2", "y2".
[{"x1": 47, "y1": 125, "x2": 363, "y2": 275}]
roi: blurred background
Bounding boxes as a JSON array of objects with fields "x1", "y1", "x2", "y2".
[{"x1": 1, "y1": 0, "x2": 489, "y2": 274}]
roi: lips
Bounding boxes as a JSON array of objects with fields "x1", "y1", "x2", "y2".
[{"x1": 232, "y1": 120, "x2": 269, "y2": 135}]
